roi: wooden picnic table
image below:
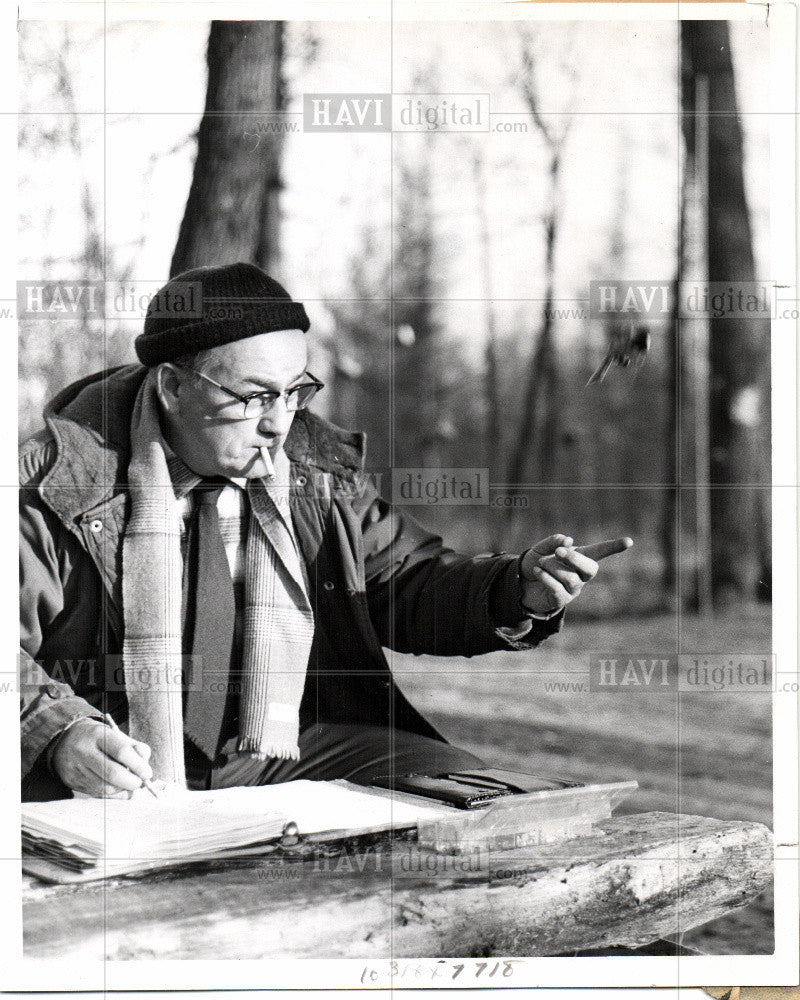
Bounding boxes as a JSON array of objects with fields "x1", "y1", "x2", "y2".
[{"x1": 22, "y1": 811, "x2": 772, "y2": 960}]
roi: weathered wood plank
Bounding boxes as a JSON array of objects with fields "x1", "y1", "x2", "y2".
[{"x1": 22, "y1": 812, "x2": 772, "y2": 960}]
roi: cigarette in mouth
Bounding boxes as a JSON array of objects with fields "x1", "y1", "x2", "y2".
[{"x1": 260, "y1": 446, "x2": 275, "y2": 478}]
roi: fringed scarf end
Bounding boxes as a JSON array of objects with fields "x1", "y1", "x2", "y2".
[{"x1": 237, "y1": 740, "x2": 300, "y2": 762}]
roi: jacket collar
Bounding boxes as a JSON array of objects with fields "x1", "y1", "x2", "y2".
[{"x1": 39, "y1": 364, "x2": 367, "y2": 528}]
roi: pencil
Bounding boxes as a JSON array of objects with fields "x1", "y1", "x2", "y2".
[{"x1": 103, "y1": 713, "x2": 160, "y2": 799}]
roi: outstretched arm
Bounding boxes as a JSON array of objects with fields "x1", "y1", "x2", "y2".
[
  {"x1": 357, "y1": 486, "x2": 561, "y2": 657},
  {"x1": 356, "y1": 482, "x2": 633, "y2": 657}
]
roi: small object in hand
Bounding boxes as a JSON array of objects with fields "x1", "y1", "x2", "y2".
[
  {"x1": 587, "y1": 323, "x2": 650, "y2": 385},
  {"x1": 103, "y1": 713, "x2": 159, "y2": 799},
  {"x1": 574, "y1": 536, "x2": 634, "y2": 560}
]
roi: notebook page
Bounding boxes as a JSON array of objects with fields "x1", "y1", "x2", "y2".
[
  {"x1": 22, "y1": 788, "x2": 288, "y2": 860},
  {"x1": 202, "y1": 779, "x2": 458, "y2": 834},
  {"x1": 22, "y1": 779, "x2": 456, "y2": 862}
]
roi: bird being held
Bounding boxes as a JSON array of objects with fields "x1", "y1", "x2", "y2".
[{"x1": 587, "y1": 323, "x2": 650, "y2": 385}]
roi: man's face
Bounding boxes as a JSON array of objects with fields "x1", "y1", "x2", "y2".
[{"x1": 163, "y1": 328, "x2": 309, "y2": 479}]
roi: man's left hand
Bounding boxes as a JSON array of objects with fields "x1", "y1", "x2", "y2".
[{"x1": 518, "y1": 533, "x2": 633, "y2": 617}]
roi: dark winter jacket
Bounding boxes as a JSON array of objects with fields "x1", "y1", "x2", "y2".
[{"x1": 20, "y1": 365, "x2": 561, "y2": 790}]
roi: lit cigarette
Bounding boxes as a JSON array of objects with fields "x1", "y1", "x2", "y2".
[{"x1": 260, "y1": 446, "x2": 275, "y2": 478}]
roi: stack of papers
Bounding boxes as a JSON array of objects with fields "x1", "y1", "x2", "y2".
[{"x1": 22, "y1": 779, "x2": 457, "y2": 883}]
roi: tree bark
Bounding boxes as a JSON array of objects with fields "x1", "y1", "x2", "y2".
[
  {"x1": 393, "y1": 149, "x2": 442, "y2": 469},
  {"x1": 170, "y1": 21, "x2": 285, "y2": 278},
  {"x1": 505, "y1": 155, "x2": 562, "y2": 530},
  {"x1": 659, "y1": 279, "x2": 679, "y2": 606},
  {"x1": 681, "y1": 21, "x2": 769, "y2": 605},
  {"x1": 471, "y1": 152, "x2": 501, "y2": 481},
  {"x1": 505, "y1": 34, "x2": 572, "y2": 533}
]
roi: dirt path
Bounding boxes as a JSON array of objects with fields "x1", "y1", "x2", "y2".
[{"x1": 392, "y1": 606, "x2": 773, "y2": 954}]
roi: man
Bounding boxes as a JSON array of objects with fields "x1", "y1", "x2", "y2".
[{"x1": 20, "y1": 262, "x2": 631, "y2": 800}]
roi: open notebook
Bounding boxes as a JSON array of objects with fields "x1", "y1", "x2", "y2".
[
  {"x1": 21, "y1": 779, "x2": 458, "y2": 883},
  {"x1": 23, "y1": 777, "x2": 639, "y2": 884}
]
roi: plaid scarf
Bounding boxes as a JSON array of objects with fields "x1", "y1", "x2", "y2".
[
  {"x1": 122, "y1": 369, "x2": 315, "y2": 784},
  {"x1": 238, "y1": 474, "x2": 315, "y2": 761}
]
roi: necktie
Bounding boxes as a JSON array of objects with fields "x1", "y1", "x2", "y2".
[{"x1": 183, "y1": 479, "x2": 236, "y2": 761}]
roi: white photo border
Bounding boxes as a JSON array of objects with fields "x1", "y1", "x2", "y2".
[{"x1": 2, "y1": 0, "x2": 797, "y2": 991}]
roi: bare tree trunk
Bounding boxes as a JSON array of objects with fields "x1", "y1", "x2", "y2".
[
  {"x1": 504, "y1": 34, "x2": 573, "y2": 532},
  {"x1": 171, "y1": 21, "x2": 285, "y2": 277},
  {"x1": 681, "y1": 21, "x2": 769, "y2": 606},
  {"x1": 394, "y1": 144, "x2": 442, "y2": 469},
  {"x1": 660, "y1": 277, "x2": 679, "y2": 606},
  {"x1": 505, "y1": 153, "x2": 562, "y2": 529},
  {"x1": 471, "y1": 152, "x2": 501, "y2": 481},
  {"x1": 535, "y1": 197, "x2": 561, "y2": 490}
]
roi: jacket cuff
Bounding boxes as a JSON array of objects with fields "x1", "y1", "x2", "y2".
[
  {"x1": 45, "y1": 716, "x2": 106, "y2": 772},
  {"x1": 489, "y1": 554, "x2": 534, "y2": 625},
  {"x1": 21, "y1": 695, "x2": 105, "y2": 778},
  {"x1": 491, "y1": 608, "x2": 565, "y2": 650},
  {"x1": 485, "y1": 554, "x2": 566, "y2": 649}
]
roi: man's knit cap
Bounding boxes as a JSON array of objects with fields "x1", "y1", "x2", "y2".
[{"x1": 135, "y1": 262, "x2": 310, "y2": 366}]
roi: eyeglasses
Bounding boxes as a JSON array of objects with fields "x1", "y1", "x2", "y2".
[{"x1": 179, "y1": 366, "x2": 325, "y2": 419}]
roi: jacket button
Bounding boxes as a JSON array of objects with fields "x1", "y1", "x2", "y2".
[
  {"x1": 90, "y1": 519, "x2": 103, "y2": 533},
  {"x1": 323, "y1": 580, "x2": 335, "y2": 592},
  {"x1": 45, "y1": 684, "x2": 61, "y2": 697},
  {"x1": 296, "y1": 476, "x2": 307, "y2": 487}
]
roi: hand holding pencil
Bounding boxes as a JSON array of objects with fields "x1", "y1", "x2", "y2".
[
  {"x1": 50, "y1": 715, "x2": 158, "y2": 799},
  {"x1": 103, "y1": 713, "x2": 160, "y2": 798}
]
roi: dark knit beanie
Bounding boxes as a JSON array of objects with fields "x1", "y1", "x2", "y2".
[{"x1": 135, "y1": 262, "x2": 310, "y2": 366}]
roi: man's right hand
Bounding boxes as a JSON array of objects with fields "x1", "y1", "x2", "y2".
[{"x1": 50, "y1": 719, "x2": 154, "y2": 798}]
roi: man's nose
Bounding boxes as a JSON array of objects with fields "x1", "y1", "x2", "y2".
[{"x1": 257, "y1": 397, "x2": 293, "y2": 436}]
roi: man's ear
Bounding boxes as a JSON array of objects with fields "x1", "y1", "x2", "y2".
[{"x1": 154, "y1": 363, "x2": 183, "y2": 414}]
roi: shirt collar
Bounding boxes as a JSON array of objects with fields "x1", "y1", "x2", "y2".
[{"x1": 165, "y1": 450, "x2": 202, "y2": 500}]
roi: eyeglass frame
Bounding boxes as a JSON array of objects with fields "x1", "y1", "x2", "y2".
[{"x1": 176, "y1": 365, "x2": 325, "y2": 417}]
